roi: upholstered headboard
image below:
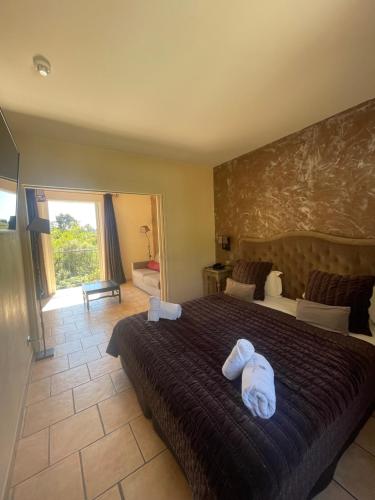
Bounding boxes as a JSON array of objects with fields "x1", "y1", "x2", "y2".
[{"x1": 239, "y1": 231, "x2": 375, "y2": 299}]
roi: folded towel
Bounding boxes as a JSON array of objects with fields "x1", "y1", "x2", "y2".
[
  {"x1": 159, "y1": 301, "x2": 182, "y2": 320},
  {"x1": 242, "y1": 353, "x2": 276, "y2": 419},
  {"x1": 148, "y1": 296, "x2": 161, "y2": 322},
  {"x1": 147, "y1": 296, "x2": 182, "y2": 321},
  {"x1": 222, "y1": 339, "x2": 255, "y2": 380}
]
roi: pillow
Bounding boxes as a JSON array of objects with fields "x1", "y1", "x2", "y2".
[
  {"x1": 305, "y1": 270, "x2": 375, "y2": 335},
  {"x1": 370, "y1": 286, "x2": 375, "y2": 324},
  {"x1": 224, "y1": 278, "x2": 256, "y2": 302},
  {"x1": 296, "y1": 299, "x2": 350, "y2": 335},
  {"x1": 147, "y1": 260, "x2": 160, "y2": 272},
  {"x1": 265, "y1": 270, "x2": 283, "y2": 297},
  {"x1": 231, "y1": 260, "x2": 273, "y2": 300}
]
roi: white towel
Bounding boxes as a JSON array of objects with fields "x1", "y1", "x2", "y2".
[
  {"x1": 222, "y1": 339, "x2": 255, "y2": 380},
  {"x1": 147, "y1": 296, "x2": 182, "y2": 321},
  {"x1": 241, "y1": 353, "x2": 276, "y2": 419},
  {"x1": 148, "y1": 296, "x2": 161, "y2": 322}
]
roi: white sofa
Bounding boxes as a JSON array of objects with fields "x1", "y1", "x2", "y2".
[{"x1": 132, "y1": 261, "x2": 161, "y2": 297}]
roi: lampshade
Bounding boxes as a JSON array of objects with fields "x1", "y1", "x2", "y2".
[{"x1": 140, "y1": 225, "x2": 151, "y2": 233}]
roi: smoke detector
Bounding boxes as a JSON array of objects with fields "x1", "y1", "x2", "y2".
[{"x1": 33, "y1": 54, "x2": 51, "y2": 77}]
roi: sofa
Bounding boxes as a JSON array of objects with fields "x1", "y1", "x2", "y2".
[{"x1": 132, "y1": 260, "x2": 161, "y2": 297}]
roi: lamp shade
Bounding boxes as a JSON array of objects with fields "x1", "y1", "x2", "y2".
[{"x1": 140, "y1": 225, "x2": 151, "y2": 233}]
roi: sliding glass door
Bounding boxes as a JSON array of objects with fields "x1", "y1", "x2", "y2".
[{"x1": 48, "y1": 199, "x2": 102, "y2": 289}]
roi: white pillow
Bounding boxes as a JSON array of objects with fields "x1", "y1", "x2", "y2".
[
  {"x1": 265, "y1": 271, "x2": 283, "y2": 297},
  {"x1": 225, "y1": 278, "x2": 255, "y2": 302}
]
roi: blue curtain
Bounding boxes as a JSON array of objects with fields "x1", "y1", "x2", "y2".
[{"x1": 103, "y1": 193, "x2": 126, "y2": 284}]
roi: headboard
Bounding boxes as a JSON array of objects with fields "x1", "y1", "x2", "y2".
[{"x1": 239, "y1": 231, "x2": 375, "y2": 299}]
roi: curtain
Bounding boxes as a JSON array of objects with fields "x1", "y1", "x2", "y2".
[
  {"x1": 37, "y1": 198, "x2": 56, "y2": 295},
  {"x1": 26, "y1": 188, "x2": 49, "y2": 299},
  {"x1": 103, "y1": 193, "x2": 126, "y2": 284}
]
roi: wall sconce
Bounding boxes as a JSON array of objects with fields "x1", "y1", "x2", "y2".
[{"x1": 217, "y1": 235, "x2": 231, "y2": 251}]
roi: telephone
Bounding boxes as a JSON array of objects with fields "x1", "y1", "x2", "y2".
[{"x1": 211, "y1": 262, "x2": 225, "y2": 270}]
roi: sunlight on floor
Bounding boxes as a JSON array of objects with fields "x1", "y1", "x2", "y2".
[
  {"x1": 42, "y1": 286, "x2": 85, "y2": 312},
  {"x1": 42, "y1": 281, "x2": 149, "y2": 315}
]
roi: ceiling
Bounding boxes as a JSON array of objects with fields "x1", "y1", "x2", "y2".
[{"x1": 1, "y1": 1, "x2": 375, "y2": 166}]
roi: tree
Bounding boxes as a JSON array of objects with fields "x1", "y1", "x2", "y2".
[
  {"x1": 51, "y1": 213, "x2": 100, "y2": 289},
  {"x1": 54, "y1": 213, "x2": 78, "y2": 231}
]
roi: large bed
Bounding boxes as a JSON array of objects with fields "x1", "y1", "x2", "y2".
[{"x1": 107, "y1": 232, "x2": 375, "y2": 500}]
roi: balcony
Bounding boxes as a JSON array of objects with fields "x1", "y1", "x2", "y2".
[{"x1": 53, "y1": 247, "x2": 100, "y2": 289}]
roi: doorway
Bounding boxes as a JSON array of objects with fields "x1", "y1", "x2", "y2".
[
  {"x1": 48, "y1": 199, "x2": 102, "y2": 290},
  {"x1": 26, "y1": 187, "x2": 165, "y2": 318}
]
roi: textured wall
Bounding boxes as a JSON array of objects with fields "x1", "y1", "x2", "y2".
[{"x1": 214, "y1": 99, "x2": 375, "y2": 261}]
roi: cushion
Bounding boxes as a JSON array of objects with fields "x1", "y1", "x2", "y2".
[
  {"x1": 147, "y1": 260, "x2": 160, "y2": 272},
  {"x1": 305, "y1": 270, "x2": 375, "y2": 335},
  {"x1": 224, "y1": 278, "x2": 255, "y2": 302},
  {"x1": 132, "y1": 268, "x2": 157, "y2": 279},
  {"x1": 265, "y1": 270, "x2": 283, "y2": 297},
  {"x1": 296, "y1": 299, "x2": 350, "y2": 335},
  {"x1": 143, "y1": 272, "x2": 160, "y2": 289},
  {"x1": 232, "y1": 260, "x2": 273, "y2": 300}
]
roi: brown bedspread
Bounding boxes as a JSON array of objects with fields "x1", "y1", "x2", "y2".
[{"x1": 107, "y1": 294, "x2": 375, "y2": 500}]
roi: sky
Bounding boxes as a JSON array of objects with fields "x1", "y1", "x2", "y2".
[
  {"x1": 0, "y1": 191, "x2": 16, "y2": 221},
  {"x1": 48, "y1": 200, "x2": 97, "y2": 229}
]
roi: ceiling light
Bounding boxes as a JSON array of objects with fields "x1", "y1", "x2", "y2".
[{"x1": 33, "y1": 54, "x2": 51, "y2": 77}]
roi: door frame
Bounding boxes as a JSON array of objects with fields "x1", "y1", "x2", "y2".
[
  {"x1": 41, "y1": 190, "x2": 105, "y2": 291},
  {"x1": 23, "y1": 184, "x2": 167, "y2": 300}
]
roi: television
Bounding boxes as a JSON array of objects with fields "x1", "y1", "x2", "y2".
[{"x1": 0, "y1": 108, "x2": 19, "y2": 231}]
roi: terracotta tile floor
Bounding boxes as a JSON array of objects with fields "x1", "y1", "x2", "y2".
[{"x1": 7, "y1": 283, "x2": 375, "y2": 499}]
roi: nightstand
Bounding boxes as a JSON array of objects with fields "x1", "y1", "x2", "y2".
[{"x1": 203, "y1": 266, "x2": 232, "y2": 295}]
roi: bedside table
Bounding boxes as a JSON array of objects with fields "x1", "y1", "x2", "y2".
[{"x1": 203, "y1": 266, "x2": 232, "y2": 295}]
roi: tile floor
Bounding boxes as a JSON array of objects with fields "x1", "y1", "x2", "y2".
[{"x1": 7, "y1": 283, "x2": 375, "y2": 499}]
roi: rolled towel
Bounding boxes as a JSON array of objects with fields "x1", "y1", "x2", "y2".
[
  {"x1": 148, "y1": 296, "x2": 161, "y2": 322},
  {"x1": 148, "y1": 296, "x2": 182, "y2": 321},
  {"x1": 222, "y1": 339, "x2": 255, "y2": 380},
  {"x1": 159, "y1": 300, "x2": 182, "y2": 320},
  {"x1": 242, "y1": 353, "x2": 276, "y2": 419}
]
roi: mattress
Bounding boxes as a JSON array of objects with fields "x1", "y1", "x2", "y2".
[
  {"x1": 254, "y1": 296, "x2": 375, "y2": 345},
  {"x1": 107, "y1": 294, "x2": 375, "y2": 499}
]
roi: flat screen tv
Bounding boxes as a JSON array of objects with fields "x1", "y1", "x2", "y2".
[{"x1": 0, "y1": 109, "x2": 19, "y2": 231}]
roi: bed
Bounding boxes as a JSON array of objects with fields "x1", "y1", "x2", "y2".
[{"x1": 107, "y1": 232, "x2": 375, "y2": 500}]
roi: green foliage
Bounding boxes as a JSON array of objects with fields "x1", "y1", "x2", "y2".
[
  {"x1": 51, "y1": 213, "x2": 100, "y2": 289},
  {"x1": 54, "y1": 213, "x2": 77, "y2": 231}
]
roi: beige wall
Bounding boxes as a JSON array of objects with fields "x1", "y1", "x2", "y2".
[
  {"x1": 114, "y1": 194, "x2": 155, "y2": 280},
  {"x1": 0, "y1": 229, "x2": 32, "y2": 498},
  {"x1": 16, "y1": 134, "x2": 215, "y2": 302}
]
